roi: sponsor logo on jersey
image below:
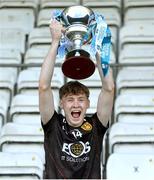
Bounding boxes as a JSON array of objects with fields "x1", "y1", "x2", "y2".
[{"x1": 62, "y1": 141, "x2": 91, "y2": 158}]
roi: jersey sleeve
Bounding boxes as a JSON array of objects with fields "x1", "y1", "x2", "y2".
[
  {"x1": 41, "y1": 111, "x2": 60, "y2": 133},
  {"x1": 92, "y1": 113, "x2": 108, "y2": 135}
]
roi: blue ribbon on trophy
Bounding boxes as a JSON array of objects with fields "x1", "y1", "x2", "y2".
[{"x1": 51, "y1": 7, "x2": 111, "y2": 78}]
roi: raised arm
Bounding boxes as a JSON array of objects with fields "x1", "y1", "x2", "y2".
[
  {"x1": 39, "y1": 20, "x2": 64, "y2": 125},
  {"x1": 95, "y1": 53, "x2": 115, "y2": 127}
]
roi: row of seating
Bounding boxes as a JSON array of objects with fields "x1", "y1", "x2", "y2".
[
  {"x1": 1, "y1": 0, "x2": 154, "y2": 9},
  {"x1": 1, "y1": 0, "x2": 154, "y2": 179}
]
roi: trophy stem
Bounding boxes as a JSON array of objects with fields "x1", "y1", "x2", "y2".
[{"x1": 74, "y1": 39, "x2": 82, "y2": 49}]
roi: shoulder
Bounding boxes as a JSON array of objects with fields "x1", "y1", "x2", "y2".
[
  {"x1": 41, "y1": 111, "x2": 64, "y2": 132},
  {"x1": 86, "y1": 113, "x2": 108, "y2": 132}
]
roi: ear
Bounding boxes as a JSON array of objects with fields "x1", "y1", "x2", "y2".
[
  {"x1": 87, "y1": 99, "x2": 90, "y2": 108},
  {"x1": 59, "y1": 99, "x2": 64, "y2": 109}
]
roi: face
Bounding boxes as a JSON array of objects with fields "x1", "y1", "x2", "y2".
[{"x1": 60, "y1": 93, "x2": 90, "y2": 127}]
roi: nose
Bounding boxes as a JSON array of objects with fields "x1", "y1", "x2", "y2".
[{"x1": 73, "y1": 99, "x2": 79, "y2": 108}]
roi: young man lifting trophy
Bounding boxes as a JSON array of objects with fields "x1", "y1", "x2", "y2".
[{"x1": 39, "y1": 5, "x2": 114, "y2": 179}]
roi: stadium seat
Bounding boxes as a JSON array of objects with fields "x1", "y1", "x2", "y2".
[
  {"x1": 109, "y1": 122, "x2": 154, "y2": 154},
  {"x1": 87, "y1": 88, "x2": 101, "y2": 115},
  {"x1": 0, "y1": 122, "x2": 45, "y2": 163},
  {"x1": 37, "y1": 8, "x2": 62, "y2": 27},
  {"x1": 0, "y1": 28, "x2": 26, "y2": 54},
  {"x1": 106, "y1": 153, "x2": 154, "y2": 180},
  {"x1": 116, "y1": 67, "x2": 154, "y2": 95},
  {"x1": 0, "y1": 8, "x2": 35, "y2": 35},
  {"x1": 124, "y1": 0, "x2": 154, "y2": 10},
  {"x1": 119, "y1": 45, "x2": 154, "y2": 64},
  {"x1": 117, "y1": 114, "x2": 154, "y2": 124},
  {"x1": 12, "y1": 114, "x2": 41, "y2": 125},
  {"x1": 17, "y1": 67, "x2": 64, "y2": 91},
  {"x1": 114, "y1": 93, "x2": 154, "y2": 122},
  {"x1": 9, "y1": 94, "x2": 40, "y2": 120},
  {"x1": 92, "y1": 7, "x2": 121, "y2": 29},
  {"x1": 0, "y1": 49, "x2": 21, "y2": 65},
  {"x1": 40, "y1": 0, "x2": 80, "y2": 8},
  {"x1": 0, "y1": 152, "x2": 43, "y2": 179},
  {"x1": 119, "y1": 23, "x2": 154, "y2": 50},
  {"x1": 124, "y1": 7, "x2": 154, "y2": 25},
  {"x1": 28, "y1": 27, "x2": 51, "y2": 48},
  {"x1": 10, "y1": 93, "x2": 59, "y2": 122},
  {"x1": 0, "y1": 67, "x2": 17, "y2": 117},
  {"x1": 0, "y1": 0, "x2": 38, "y2": 9},
  {"x1": 24, "y1": 46, "x2": 63, "y2": 65},
  {"x1": 0, "y1": 95, "x2": 8, "y2": 130},
  {"x1": 82, "y1": 0, "x2": 121, "y2": 10}
]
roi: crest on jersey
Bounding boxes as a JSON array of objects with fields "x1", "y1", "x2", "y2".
[{"x1": 81, "y1": 122, "x2": 92, "y2": 131}]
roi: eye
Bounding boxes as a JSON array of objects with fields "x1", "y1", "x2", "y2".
[
  {"x1": 67, "y1": 98, "x2": 73, "y2": 102},
  {"x1": 79, "y1": 98, "x2": 85, "y2": 102}
]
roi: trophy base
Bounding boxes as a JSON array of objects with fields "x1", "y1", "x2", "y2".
[{"x1": 62, "y1": 49, "x2": 95, "y2": 80}]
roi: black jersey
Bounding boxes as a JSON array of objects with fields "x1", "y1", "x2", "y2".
[{"x1": 42, "y1": 111, "x2": 107, "y2": 179}]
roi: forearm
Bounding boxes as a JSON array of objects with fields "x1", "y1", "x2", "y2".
[
  {"x1": 96, "y1": 53, "x2": 115, "y2": 127},
  {"x1": 39, "y1": 40, "x2": 59, "y2": 89},
  {"x1": 96, "y1": 53, "x2": 114, "y2": 92}
]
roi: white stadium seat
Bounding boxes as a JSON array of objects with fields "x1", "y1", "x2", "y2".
[
  {"x1": 37, "y1": 8, "x2": 63, "y2": 27},
  {"x1": 0, "y1": 152, "x2": 43, "y2": 179},
  {"x1": 124, "y1": 0, "x2": 154, "y2": 10},
  {"x1": 0, "y1": 68, "x2": 17, "y2": 104},
  {"x1": 10, "y1": 93, "x2": 59, "y2": 122},
  {"x1": 0, "y1": 122, "x2": 45, "y2": 163},
  {"x1": 106, "y1": 153, "x2": 154, "y2": 180},
  {"x1": 87, "y1": 88, "x2": 101, "y2": 115},
  {"x1": 0, "y1": 8, "x2": 35, "y2": 35},
  {"x1": 17, "y1": 67, "x2": 64, "y2": 92},
  {"x1": 119, "y1": 23, "x2": 154, "y2": 50},
  {"x1": 109, "y1": 122, "x2": 154, "y2": 154},
  {"x1": 0, "y1": 95, "x2": 8, "y2": 130},
  {"x1": 92, "y1": 8, "x2": 121, "y2": 28},
  {"x1": 24, "y1": 46, "x2": 63, "y2": 65},
  {"x1": 0, "y1": 49, "x2": 21, "y2": 65},
  {"x1": 119, "y1": 45, "x2": 154, "y2": 64},
  {"x1": 28, "y1": 27, "x2": 51, "y2": 48},
  {"x1": 0, "y1": 0, "x2": 38, "y2": 9},
  {"x1": 117, "y1": 114, "x2": 154, "y2": 124},
  {"x1": 12, "y1": 114, "x2": 41, "y2": 125},
  {"x1": 114, "y1": 93, "x2": 154, "y2": 122},
  {"x1": 82, "y1": 0, "x2": 121, "y2": 10},
  {"x1": 124, "y1": 7, "x2": 154, "y2": 25},
  {"x1": 116, "y1": 67, "x2": 154, "y2": 94},
  {"x1": 40, "y1": 0, "x2": 80, "y2": 8},
  {"x1": 0, "y1": 28, "x2": 26, "y2": 54},
  {"x1": 9, "y1": 94, "x2": 40, "y2": 122}
]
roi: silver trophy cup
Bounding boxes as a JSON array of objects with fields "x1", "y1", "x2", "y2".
[{"x1": 58, "y1": 5, "x2": 95, "y2": 79}]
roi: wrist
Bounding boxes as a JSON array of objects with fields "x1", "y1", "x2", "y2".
[{"x1": 51, "y1": 39, "x2": 59, "y2": 44}]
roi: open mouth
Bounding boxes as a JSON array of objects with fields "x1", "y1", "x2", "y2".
[{"x1": 71, "y1": 111, "x2": 81, "y2": 118}]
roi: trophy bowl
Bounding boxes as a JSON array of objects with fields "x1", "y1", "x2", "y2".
[{"x1": 59, "y1": 5, "x2": 96, "y2": 79}]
